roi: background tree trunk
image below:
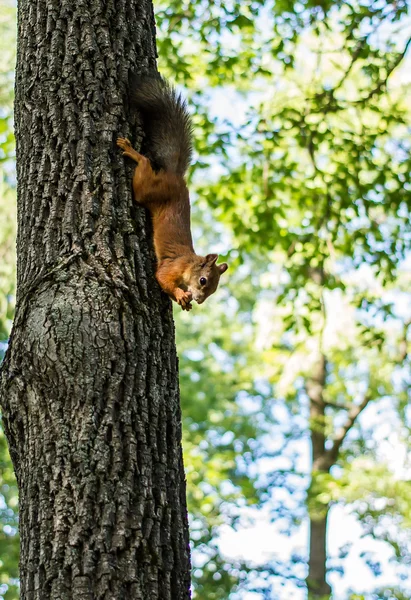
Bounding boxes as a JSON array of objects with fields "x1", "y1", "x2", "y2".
[
  {"x1": 308, "y1": 511, "x2": 331, "y2": 599},
  {"x1": 0, "y1": 0, "x2": 191, "y2": 598},
  {"x1": 307, "y1": 354, "x2": 332, "y2": 599}
]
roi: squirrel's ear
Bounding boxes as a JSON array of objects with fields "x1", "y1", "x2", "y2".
[
  {"x1": 218, "y1": 263, "x2": 228, "y2": 274},
  {"x1": 206, "y1": 253, "x2": 218, "y2": 265}
]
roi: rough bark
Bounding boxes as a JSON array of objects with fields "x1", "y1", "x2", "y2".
[
  {"x1": 0, "y1": 0, "x2": 191, "y2": 598},
  {"x1": 306, "y1": 354, "x2": 331, "y2": 599}
]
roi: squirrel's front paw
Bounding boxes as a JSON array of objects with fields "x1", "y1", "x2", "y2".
[
  {"x1": 175, "y1": 289, "x2": 193, "y2": 311},
  {"x1": 117, "y1": 137, "x2": 132, "y2": 151}
]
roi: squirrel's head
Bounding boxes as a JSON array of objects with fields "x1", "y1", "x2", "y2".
[{"x1": 185, "y1": 254, "x2": 228, "y2": 305}]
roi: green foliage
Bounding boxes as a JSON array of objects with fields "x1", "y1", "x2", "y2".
[
  {"x1": 0, "y1": 0, "x2": 16, "y2": 343},
  {"x1": 157, "y1": 1, "x2": 411, "y2": 597},
  {"x1": 348, "y1": 591, "x2": 411, "y2": 600},
  {"x1": 0, "y1": 1, "x2": 16, "y2": 165},
  {"x1": 0, "y1": 5, "x2": 18, "y2": 600},
  {"x1": 0, "y1": 176, "x2": 16, "y2": 345},
  {"x1": 0, "y1": 427, "x2": 18, "y2": 600}
]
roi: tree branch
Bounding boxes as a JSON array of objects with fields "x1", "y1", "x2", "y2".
[
  {"x1": 398, "y1": 318, "x2": 411, "y2": 363},
  {"x1": 355, "y1": 36, "x2": 411, "y2": 104},
  {"x1": 321, "y1": 317, "x2": 410, "y2": 468},
  {"x1": 326, "y1": 393, "x2": 372, "y2": 465},
  {"x1": 324, "y1": 399, "x2": 350, "y2": 411}
]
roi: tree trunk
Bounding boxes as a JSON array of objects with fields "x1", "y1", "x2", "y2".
[
  {"x1": 0, "y1": 1, "x2": 191, "y2": 598},
  {"x1": 306, "y1": 354, "x2": 332, "y2": 599},
  {"x1": 308, "y1": 511, "x2": 331, "y2": 599}
]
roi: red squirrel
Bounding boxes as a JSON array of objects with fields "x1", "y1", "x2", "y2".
[{"x1": 117, "y1": 75, "x2": 228, "y2": 311}]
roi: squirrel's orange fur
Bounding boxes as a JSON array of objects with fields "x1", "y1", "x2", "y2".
[{"x1": 117, "y1": 76, "x2": 227, "y2": 311}]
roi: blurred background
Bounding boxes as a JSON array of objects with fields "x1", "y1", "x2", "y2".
[{"x1": 1, "y1": 0, "x2": 411, "y2": 598}]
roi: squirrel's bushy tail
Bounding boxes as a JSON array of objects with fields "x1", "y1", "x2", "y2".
[{"x1": 131, "y1": 74, "x2": 193, "y2": 176}]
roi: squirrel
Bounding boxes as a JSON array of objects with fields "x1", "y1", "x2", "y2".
[{"x1": 117, "y1": 75, "x2": 228, "y2": 311}]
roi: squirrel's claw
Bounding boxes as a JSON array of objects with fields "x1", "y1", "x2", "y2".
[
  {"x1": 176, "y1": 289, "x2": 192, "y2": 310},
  {"x1": 117, "y1": 137, "x2": 132, "y2": 150}
]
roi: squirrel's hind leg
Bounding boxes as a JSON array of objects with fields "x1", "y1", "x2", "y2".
[{"x1": 117, "y1": 137, "x2": 156, "y2": 204}]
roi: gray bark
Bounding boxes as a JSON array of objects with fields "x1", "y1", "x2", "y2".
[{"x1": 0, "y1": 0, "x2": 191, "y2": 598}]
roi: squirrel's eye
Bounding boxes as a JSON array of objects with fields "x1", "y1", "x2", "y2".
[{"x1": 200, "y1": 277, "x2": 207, "y2": 286}]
